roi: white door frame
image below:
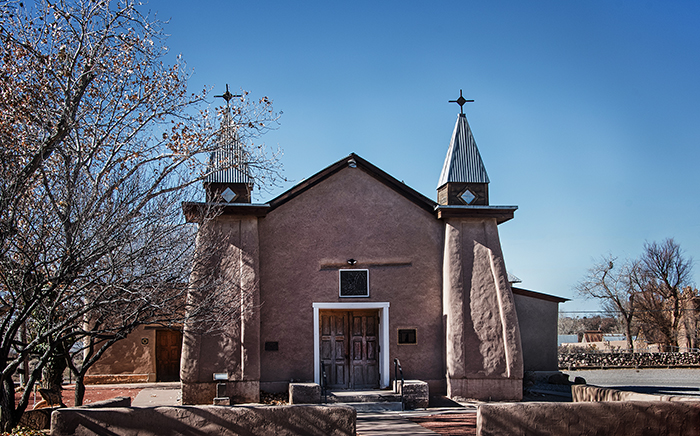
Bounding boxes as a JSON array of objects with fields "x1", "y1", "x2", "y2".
[{"x1": 313, "y1": 302, "x2": 390, "y2": 388}]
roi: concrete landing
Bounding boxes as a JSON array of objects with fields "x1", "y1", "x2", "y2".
[
  {"x1": 325, "y1": 389, "x2": 403, "y2": 412},
  {"x1": 345, "y1": 401, "x2": 403, "y2": 411},
  {"x1": 327, "y1": 389, "x2": 401, "y2": 403}
]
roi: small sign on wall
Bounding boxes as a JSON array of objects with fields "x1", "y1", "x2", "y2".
[
  {"x1": 339, "y1": 269, "x2": 369, "y2": 297},
  {"x1": 398, "y1": 329, "x2": 417, "y2": 345}
]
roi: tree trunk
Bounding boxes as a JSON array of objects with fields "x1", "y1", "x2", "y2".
[
  {"x1": 0, "y1": 376, "x2": 18, "y2": 432},
  {"x1": 74, "y1": 374, "x2": 86, "y2": 407},
  {"x1": 42, "y1": 349, "x2": 67, "y2": 405},
  {"x1": 624, "y1": 317, "x2": 634, "y2": 353}
]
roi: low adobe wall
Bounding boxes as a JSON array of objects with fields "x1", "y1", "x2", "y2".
[
  {"x1": 571, "y1": 384, "x2": 698, "y2": 403},
  {"x1": 84, "y1": 373, "x2": 151, "y2": 384},
  {"x1": 50, "y1": 404, "x2": 355, "y2": 436},
  {"x1": 476, "y1": 401, "x2": 700, "y2": 436},
  {"x1": 19, "y1": 396, "x2": 132, "y2": 430}
]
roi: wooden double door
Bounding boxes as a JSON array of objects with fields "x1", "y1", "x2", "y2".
[{"x1": 320, "y1": 310, "x2": 379, "y2": 389}]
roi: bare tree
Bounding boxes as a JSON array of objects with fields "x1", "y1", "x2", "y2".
[
  {"x1": 633, "y1": 239, "x2": 694, "y2": 349},
  {"x1": 575, "y1": 256, "x2": 637, "y2": 351},
  {"x1": 0, "y1": 0, "x2": 280, "y2": 429}
]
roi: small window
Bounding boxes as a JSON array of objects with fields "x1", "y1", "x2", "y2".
[
  {"x1": 264, "y1": 341, "x2": 279, "y2": 351},
  {"x1": 398, "y1": 329, "x2": 417, "y2": 345},
  {"x1": 339, "y1": 269, "x2": 369, "y2": 297}
]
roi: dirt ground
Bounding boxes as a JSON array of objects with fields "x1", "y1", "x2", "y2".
[
  {"x1": 409, "y1": 414, "x2": 477, "y2": 436},
  {"x1": 14, "y1": 384, "x2": 143, "y2": 408}
]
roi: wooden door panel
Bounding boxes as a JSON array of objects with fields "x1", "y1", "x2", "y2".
[
  {"x1": 320, "y1": 311, "x2": 348, "y2": 389},
  {"x1": 352, "y1": 340, "x2": 362, "y2": 360},
  {"x1": 349, "y1": 311, "x2": 379, "y2": 389},
  {"x1": 156, "y1": 330, "x2": 182, "y2": 382},
  {"x1": 366, "y1": 316, "x2": 376, "y2": 336},
  {"x1": 352, "y1": 316, "x2": 362, "y2": 336},
  {"x1": 334, "y1": 364, "x2": 346, "y2": 386},
  {"x1": 321, "y1": 316, "x2": 331, "y2": 336},
  {"x1": 367, "y1": 338, "x2": 377, "y2": 360},
  {"x1": 321, "y1": 339, "x2": 331, "y2": 360}
]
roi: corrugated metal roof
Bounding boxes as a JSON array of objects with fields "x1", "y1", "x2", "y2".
[
  {"x1": 507, "y1": 272, "x2": 522, "y2": 284},
  {"x1": 437, "y1": 114, "x2": 489, "y2": 188},
  {"x1": 205, "y1": 110, "x2": 252, "y2": 184}
]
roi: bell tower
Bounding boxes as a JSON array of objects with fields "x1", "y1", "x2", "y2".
[
  {"x1": 204, "y1": 84, "x2": 254, "y2": 204},
  {"x1": 437, "y1": 90, "x2": 523, "y2": 401},
  {"x1": 437, "y1": 90, "x2": 490, "y2": 206}
]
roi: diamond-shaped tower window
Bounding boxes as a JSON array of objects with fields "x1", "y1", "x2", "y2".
[
  {"x1": 221, "y1": 187, "x2": 237, "y2": 203},
  {"x1": 461, "y1": 189, "x2": 476, "y2": 205}
]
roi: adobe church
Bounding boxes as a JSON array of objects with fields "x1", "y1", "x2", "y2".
[
  {"x1": 86, "y1": 93, "x2": 564, "y2": 399},
  {"x1": 175, "y1": 94, "x2": 566, "y2": 405}
]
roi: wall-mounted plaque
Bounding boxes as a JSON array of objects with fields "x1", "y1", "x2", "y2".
[{"x1": 339, "y1": 269, "x2": 369, "y2": 297}]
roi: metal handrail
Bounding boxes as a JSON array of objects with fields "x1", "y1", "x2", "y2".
[
  {"x1": 393, "y1": 358, "x2": 404, "y2": 411},
  {"x1": 320, "y1": 358, "x2": 328, "y2": 404}
]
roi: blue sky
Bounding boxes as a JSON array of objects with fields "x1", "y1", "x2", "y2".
[{"x1": 149, "y1": 1, "x2": 700, "y2": 313}]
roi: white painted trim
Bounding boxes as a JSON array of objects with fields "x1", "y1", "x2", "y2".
[{"x1": 313, "y1": 302, "x2": 390, "y2": 388}]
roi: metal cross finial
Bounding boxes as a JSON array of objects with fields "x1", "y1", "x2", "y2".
[
  {"x1": 215, "y1": 84, "x2": 242, "y2": 106},
  {"x1": 449, "y1": 89, "x2": 474, "y2": 114}
]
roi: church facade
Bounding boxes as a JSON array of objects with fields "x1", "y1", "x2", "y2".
[{"x1": 178, "y1": 108, "x2": 542, "y2": 405}]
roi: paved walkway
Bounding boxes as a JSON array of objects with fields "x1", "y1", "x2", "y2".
[
  {"x1": 357, "y1": 408, "x2": 477, "y2": 435},
  {"x1": 132, "y1": 384, "x2": 182, "y2": 406},
  {"x1": 357, "y1": 411, "x2": 439, "y2": 435}
]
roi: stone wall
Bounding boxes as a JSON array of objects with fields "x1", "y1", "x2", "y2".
[{"x1": 559, "y1": 351, "x2": 700, "y2": 369}]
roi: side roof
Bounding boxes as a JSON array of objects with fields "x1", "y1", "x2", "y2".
[{"x1": 511, "y1": 287, "x2": 569, "y2": 303}]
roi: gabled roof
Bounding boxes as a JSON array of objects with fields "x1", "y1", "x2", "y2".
[
  {"x1": 437, "y1": 114, "x2": 490, "y2": 189},
  {"x1": 184, "y1": 153, "x2": 516, "y2": 223},
  {"x1": 268, "y1": 153, "x2": 437, "y2": 214}
]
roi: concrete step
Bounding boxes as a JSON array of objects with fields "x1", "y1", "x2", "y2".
[
  {"x1": 326, "y1": 390, "x2": 401, "y2": 403},
  {"x1": 342, "y1": 401, "x2": 403, "y2": 412}
]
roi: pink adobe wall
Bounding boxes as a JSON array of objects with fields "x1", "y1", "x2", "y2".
[
  {"x1": 258, "y1": 166, "x2": 445, "y2": 392},
  {"x1": 87, "y1": 324, "x2": 155, "y2": 381}
]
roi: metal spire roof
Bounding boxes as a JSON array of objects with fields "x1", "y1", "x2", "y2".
[
  {"x1": 437, "y1": 113, "x2": 490, "y2": 189},
  {"x1": 206, "y1": 87, "x2": 252, "y2": 185}
]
